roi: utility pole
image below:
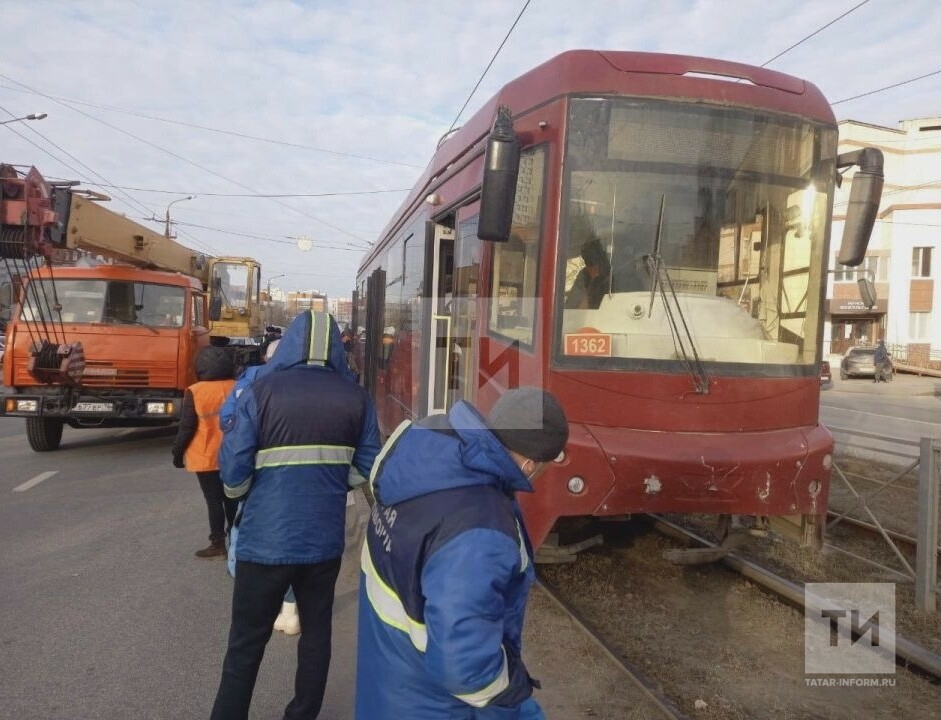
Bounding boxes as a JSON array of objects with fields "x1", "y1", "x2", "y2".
[
  {"x1": 164, "y1": 195, "x2": 195, "y2": 238},
  {"x1": 266, "y1": 274, "x2": 285, "y2": 326}
]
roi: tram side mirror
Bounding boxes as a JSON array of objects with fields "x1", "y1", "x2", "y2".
[
  {"x1": 857, "y1": 277, "x2": 877, "y2": 309},
  {"x1": 478, "y1": 105, "x2": 520, "y2": 242},
  {"x1": 836, "y1": 148, "x2": 884, "y2": 266}
]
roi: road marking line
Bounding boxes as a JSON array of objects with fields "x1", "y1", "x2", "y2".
[{"x1": 13, "y1": 471, "x2": 58, "y2": 493}]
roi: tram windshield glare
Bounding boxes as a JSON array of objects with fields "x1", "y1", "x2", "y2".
[{"x1": 558, "y1": 97, "x2": 836, "y2": 373}]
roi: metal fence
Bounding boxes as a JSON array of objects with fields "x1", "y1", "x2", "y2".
[{"x1": 830, "y1": 436, "x2": 940, "y2": 611}]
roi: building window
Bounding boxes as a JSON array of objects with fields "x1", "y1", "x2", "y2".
[
  {"x1": 909, "y1": 311, "x2": 932, "y2": 340},
  {"x1": 834, "y1": 255, "x2": 884, "y2": 282},
  {"x1": 912, "y1": 247, "x2": 932, "y2": 278}
]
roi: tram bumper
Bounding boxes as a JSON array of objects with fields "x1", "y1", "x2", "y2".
[{"x1": 519, "y1": 422, "x2": 832, "y2": 550}]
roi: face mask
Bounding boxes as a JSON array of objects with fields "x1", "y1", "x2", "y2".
[{"x1": 524, "y1": 460, "x2": 544, "y2": 483}]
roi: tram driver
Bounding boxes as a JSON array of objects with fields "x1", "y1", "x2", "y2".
[{"x1": 565, "y1": 237, "x2": 610, "y2": 310}]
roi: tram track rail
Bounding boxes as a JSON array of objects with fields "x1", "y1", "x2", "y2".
[
  {"x1": 536, "y1": 569, "x2": 690, "y2": 720},
  {"x1": 829, "y1": 512, "x2": 930, "y2": 553},
  {"x1": 650, "y1": 516, "x2": 941, "y2": 681}
]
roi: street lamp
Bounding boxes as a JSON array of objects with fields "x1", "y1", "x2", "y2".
[
  {"x1": 164, "y1": 195, "x2": 195, "y2": 238},
  {"x1": 0, "y1": 113, "x2": 48, "y2": 126},
  {"x1": 266, "y1": 274, "x2": 286, "y2": 325}
]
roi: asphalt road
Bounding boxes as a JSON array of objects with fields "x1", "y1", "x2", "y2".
[
  {"x1": 0, "y1": 421, "x2": 365, "y2": 720},
  {"x1": 820, "y1": 366, "x2": 941, "y2": 465}
]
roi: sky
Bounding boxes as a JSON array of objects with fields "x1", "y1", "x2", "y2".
[{"x1": 2, "y1": 0, "x2": 939, "y2": 301}]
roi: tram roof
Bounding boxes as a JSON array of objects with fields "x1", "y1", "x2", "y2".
[{"x1": 367, "y1": 49, "x2": 833, "y2": 266}]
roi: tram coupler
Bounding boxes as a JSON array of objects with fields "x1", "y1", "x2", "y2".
[
  {"x1": 662, "y1": 531, "x2": 750, "y2": 565},
  {"x1": 535, "y1": 532, "x2": 603, "y2": 564}
]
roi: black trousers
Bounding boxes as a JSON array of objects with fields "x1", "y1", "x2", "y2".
[
  {"x1": 210, "y1": 557, "x2": 343, "y2": 720},
  {"x1": 196, "y1": 471, "x2": 238, "y2": 539}
]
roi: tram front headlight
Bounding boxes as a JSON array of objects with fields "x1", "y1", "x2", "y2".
[{"x1": 566, "y1": 476, "x2": 585, "y2": 494}]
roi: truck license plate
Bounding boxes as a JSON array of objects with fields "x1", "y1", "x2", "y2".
[{"x1": 73, "y1": 402, "x2": 114, "y2": 412}]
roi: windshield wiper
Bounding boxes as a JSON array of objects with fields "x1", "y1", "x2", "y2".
[{"x1": 644, "y1": 195, "x2": 710, "y2": 395}]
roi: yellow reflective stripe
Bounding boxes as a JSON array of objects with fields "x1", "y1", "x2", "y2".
[
  {"x1": 369, "y1": 420, "x2": 412, "y2": 494},
  {"x1": 453, "y1": 646, "x2": 509, "y2": 707},
  {"x1": 360, "y1": 541, "x2": 428, "y2": 652},
  {"x1": 254, "y1": 444, "x2": 354, "y2": 469},
  {"x1": 306, "y1": 310, "x2": 330, "y2": 366}
]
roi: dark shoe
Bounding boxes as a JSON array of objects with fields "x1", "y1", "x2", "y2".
[{"x1": 195, "y1": 536, "x2": 227, "y2": 559}]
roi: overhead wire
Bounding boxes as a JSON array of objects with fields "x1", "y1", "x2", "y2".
[
  {"x1": 758, "y1": 0, "x2": 870, "y2": 67},
  {"x1": 751, "y1": 1, "x2": 939, "y2": 113},
  {"x1": 832, "y1": 69, "x2": 941, "y2": 105},
  {"x1": 1, "y1": 103, "x2": 161, "y2": 221},
  {"x1": 78, "y1": 184, "x2": 411, "y2": 198},
  {"x1": 445, "y1": 0, "x2": 532, "y2": 134},
  {"x1": 0, "y1": 77, "x2": 422, "y2": 169},
  {"x1": 160, "y1": 218, "x2": 368, "y2": 253},
  {"x1": 1, "y1": 74, "x2": 375, "y2": 249}
]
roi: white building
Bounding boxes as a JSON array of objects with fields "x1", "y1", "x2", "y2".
[{"x1": 827, "y1": 116, "x2": 941, "y2": 368}]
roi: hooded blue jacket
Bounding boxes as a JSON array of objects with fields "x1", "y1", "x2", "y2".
[
  {"x1": 220, "y1": 311, "x2": 380, "y2": 564},
  {"x1": 355, "y1": 402, "x2": 544, "y2": 720}
]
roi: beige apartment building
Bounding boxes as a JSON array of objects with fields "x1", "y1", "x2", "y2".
[{"x1": 828, "y1": 116, "x2": 940, "y2": 368}]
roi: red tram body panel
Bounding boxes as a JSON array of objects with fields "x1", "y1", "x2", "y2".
[{"x1": 355, "y1": 50, "x2": 881, "y2": 549}]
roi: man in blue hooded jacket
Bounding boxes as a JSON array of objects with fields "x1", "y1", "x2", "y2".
[
  {"x1": 355, "y1": 387, "x2": 568, "y2": 720},
  {"x1": 211, "y1": 310, "x2": 380, "y2": 720}
]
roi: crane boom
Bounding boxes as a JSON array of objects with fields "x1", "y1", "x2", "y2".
[{"x1": 62, "y1": 194, "x2": 210, "y2": 283}]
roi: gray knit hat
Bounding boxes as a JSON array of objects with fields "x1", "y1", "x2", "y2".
[{"x1": 488, "y1": 387, "x2": 569, "y2": 462}]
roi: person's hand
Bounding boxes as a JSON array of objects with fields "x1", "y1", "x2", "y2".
[{"x1": 172, "y1": 455, "x2": 185, "y2": 469}]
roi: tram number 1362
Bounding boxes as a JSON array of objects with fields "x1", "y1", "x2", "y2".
[{"x1": 564, "y1": 332, "x2": 612, "y2": 357}]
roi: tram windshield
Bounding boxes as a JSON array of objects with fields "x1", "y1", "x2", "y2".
[{"x1": 557, "y1": 97, "x2": 836, "y2": 375}]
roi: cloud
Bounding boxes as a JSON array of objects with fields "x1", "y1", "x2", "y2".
[{"x1": 2, "y1": 0, "x2": 938, "y2": 300}]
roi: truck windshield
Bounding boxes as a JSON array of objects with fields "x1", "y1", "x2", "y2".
[
  {"x1": 556, "y1": 97, "x2": 836, "y2": 375},
  {"x1": 21, "y1": 279, "x2": 186, "y2": 328},
  {"x1": 211, "y1": 262, "x2": 249, "y2": 311}
]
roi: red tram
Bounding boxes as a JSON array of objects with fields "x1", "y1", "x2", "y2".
[{"x1": 353, "y1": 50, "x2": 883, "y2": 551}]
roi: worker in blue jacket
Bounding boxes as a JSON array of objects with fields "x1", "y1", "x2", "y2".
[
  {"x1": 355, "y1": 387, "x2": 568, "y2": 720},
  {"x1": 211, "y1": 310, "x2": 380, "y2": 720}
]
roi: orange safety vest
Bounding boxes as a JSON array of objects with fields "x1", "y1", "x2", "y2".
[{"x1": 184, "y1": 379, "x2": 236, "y2": 472}]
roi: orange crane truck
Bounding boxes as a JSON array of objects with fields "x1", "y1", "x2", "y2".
[{"x1": 0, "y1": 163, "x2": 262, "y2": 451}]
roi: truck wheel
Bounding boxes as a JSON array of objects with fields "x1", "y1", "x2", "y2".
[{"x1": 26, "y1": 417, "x2": 64, "y2": 452}]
